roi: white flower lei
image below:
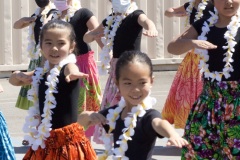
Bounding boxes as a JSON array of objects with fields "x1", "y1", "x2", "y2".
[
  {"x1": 195, "y1": 8, "x2": 240, "y2": 81},
  {"x1": 23, "y1": 54, "x2": 77, "y2": 150},
  {"x1": 98, "y1": 96, "x2": 157, "y2": 160},
  {"x1": 27, "y1": 1, "x2": 56, "y2": 60},
  {"x1": 98, "y1": 2, "x2": 138, "y2": 75},
  {"x1": 53, "y1": 0, "x2": 81, "y2": 22},
  {"x1": 185, "y1": 0, "x2": 209, "y2": 26}
]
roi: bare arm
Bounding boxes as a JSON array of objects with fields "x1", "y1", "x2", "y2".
[
  {"x1": 165, "y1": 5, "x2": 187, "y2": 17},
  {"x1": 78, "y1": 111, "x2": 107, "y2": 128},
  {"x1": 83, "y1": 23, "x2": 105, "y2": 45},
  {"x1": 167, "y1": 26, "x2": 217, "y2": 55},
  {"x1": 13, "y1": 17, "x2": 37, "y2": 29},
  {"x1": 9, "y1": 71, "x2": 34, "y2": 86},
  {"x1": 86, "y1": 16, "x2": 104, "y2": 48},
  {"x1": 138, "y1": 14, "x2": 158, "y2": 37},
  {"x1": 64, "y1": 63, "x2": 89, "y2": 82},
  {"x1": 152, "y1": 118, "x2": 188, "y2": 148}
]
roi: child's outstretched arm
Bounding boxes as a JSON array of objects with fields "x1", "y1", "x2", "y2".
[
  {"x1": 152, "y1": 118, "x2": 188, "y2": 148},
  {"x1": 165, "y1": 5, "x2": 187, "y2": 18},
  {"x1": 168, "y1": 26, "x2": 217, "y2": 55},
  {"x1": 13, "y1": 17, "x2": 37, "y2": 29},
  {"x1": 65, "y1": 63, "x2": 89, "y2": 82},
  {"x1": 9, "y1": 71, "x2": 34, "y2": 86},
  {"x1": 138, "y1": 14, "x2": 158, "y2": 37},
  {"x1": 78, "y1": 111, "x2": 107, "y2": 128}
]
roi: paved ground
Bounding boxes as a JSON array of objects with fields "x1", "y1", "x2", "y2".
[{"x1": 0, "y1": 71, "x2": 184, "y2": 160}]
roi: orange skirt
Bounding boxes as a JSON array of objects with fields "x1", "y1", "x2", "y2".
[
  {"x1": 161, "y1": 50, "x2": 203, "y2": 129},
  {"x1": 23, "y1": 123, "x2": 97, "y2": 160}
]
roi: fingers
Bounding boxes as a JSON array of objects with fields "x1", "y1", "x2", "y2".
[
  {"x1": 90, "y1": 113, "x2": 107, "y2": 125},
  {"x1": 194, "y1": 40, "x2": 217, "y2": 49},
  {"x1": 142, "y1": 30, "x2": 158, "y2": 37},
  {"x1": 65, "y1": 73, "x2": 89, "y2": 83},
  {"x1": 166, "y1": 138, "x2": 189, "y2": 148}
]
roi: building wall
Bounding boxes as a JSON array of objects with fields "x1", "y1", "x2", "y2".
[{"x1": 0, "y1": 0, "x2": 188, "y2": 72}]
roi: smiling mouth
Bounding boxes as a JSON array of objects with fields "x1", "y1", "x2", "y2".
[{"x1": 130, "y1": 96, "x2": 142, "y2": 100}]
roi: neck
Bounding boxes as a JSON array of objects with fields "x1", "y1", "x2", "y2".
[{"x1": 216, "y1": 14, "x2": 233, "y2": 28}]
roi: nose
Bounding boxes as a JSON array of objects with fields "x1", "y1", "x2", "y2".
[
  {"x1": 226, "y1": 0, "x2": 233, "y2": 4},
  {"x1": 52, "y1": 46, "x2": 58, "y2": 52}
]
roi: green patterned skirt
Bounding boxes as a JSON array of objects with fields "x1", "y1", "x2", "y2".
[
  {"x1": 15, "y1": 58, "x2": 41, "y2": 110},
  {"x1": 182, "y1": 80, "x2": 240, "y2": 160}
]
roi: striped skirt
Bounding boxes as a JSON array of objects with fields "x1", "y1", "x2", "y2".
[
  {"x1": 0, "y1": 111, "x2": 15, "y2": 160},
  {"x1": 182, "y1": 80, "x2": 240, "y2": 159},
  {"x1": 23, "y1": 123, "x2": 97, "y2": 160}
]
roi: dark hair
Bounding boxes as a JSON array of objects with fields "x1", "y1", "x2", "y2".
[
  {"x1": 40, "y1": 20, "x2": 76, "y2": 48},
  {"x1": 115, "y1": 50, "x2": 153, "y2": 81},
  {"x1": 35, "y1": 0, "x2": 49, "y2": 8}
]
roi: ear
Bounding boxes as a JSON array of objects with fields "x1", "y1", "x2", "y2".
[
  {"x1": 69, "y1": 42, "x2": 76, "y2": 53},
  {"x1": 150, "y1": 76, "x2": 154, "y2": 87}
]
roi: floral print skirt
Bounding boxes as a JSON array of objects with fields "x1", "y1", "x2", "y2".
[{"x1": 182, "y1": 80, "x2": 240, "y2": 160}]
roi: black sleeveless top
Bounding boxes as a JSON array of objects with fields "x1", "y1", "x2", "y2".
[
  {"x1": 38, "y1": 65, "x2": 79, "y2": 129},
  {"x1": 32, "y1": 9, "x2": 58, "y2": 45},
  {"x1": 69, "y1": 8, "x2": 93, "y2": 55},
  {"x1": 184, "y1": 2, "x2": 214, "y2": 25},
  {"x1": 193, "y1": 19, "x2": 240, "y2": 81},
  {"x1": 102, "y1": 10, "x2": 144, "y2": 58}
]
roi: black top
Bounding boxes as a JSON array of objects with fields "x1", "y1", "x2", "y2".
[
  {"x1": 193, "y1": 18, "x2": 240, "y2": 81},
  {"x1": 69, "y1": 8, "x2": 93, "y2": 55},
  {"x1": 32, "y1": 9, "x2": 58, "y2": 45},
  {"x1": 184, "y1": 2, "x2": 214, "y2": 25},
  {"x1": 102, "y1": 10, "x2": 144, "y2": 58},
  {"x1": 99, "y1": 105, "x2": 163, "y2": 160},
  {"x1": 38, "y1": 65, "x2": 80, "y2": 129}
]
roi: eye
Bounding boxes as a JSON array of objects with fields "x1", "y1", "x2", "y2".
[
  {"x1": 124, "y1": 82, "x2": 131, "y2": 85},
  {"x1": 140, "y1": 81, "x2": 147, "y2": 85},
  {"x1": 45, "y1": 42, "x2": 52, "y2": 45}
]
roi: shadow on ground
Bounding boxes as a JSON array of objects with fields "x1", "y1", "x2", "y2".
[{"x1": 153, "y1": 146, "x2": 181, "y2": 156}]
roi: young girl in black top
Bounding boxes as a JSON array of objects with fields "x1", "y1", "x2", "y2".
[
  {"x1": 79, "y1": 50, "x2": 188, "y2": 160},
  {"x1": 53, "y1": 0, "x2": 103, "y2": 139},
  {"x1": 168, "y1": 0, "x2": 240, "y2": 158},
  {"x1": 9, "y1": 20, "x2": 96, "y2": 160},
  {"x1": 84, "y1": 0, "x2": 158, "y2": 143}
]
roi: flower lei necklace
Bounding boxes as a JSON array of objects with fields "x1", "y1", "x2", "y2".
[
  {"x1": 98, "y1": 2, "x2": 138, "y2": 75},
  {"x1": 98, "y1": 96, "x2": 156, "y2": 160},
  {"x1": 27, "y1": 1, "x2": 56, "y2": 60},
  {"x1": 185, "y1": 0, "x2": 209, "y2": 26},
  {"x1": 195, "y1": 9, "x2": 240, "y2": 81},
  {"x1": 23, "y1": 54, "x2": 77, "y2": 150},
  {"x1": 53, "y1": 0, "x2": 81, "y2": 22}
]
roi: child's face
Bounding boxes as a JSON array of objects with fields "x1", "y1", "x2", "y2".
[
  {"x1": 41, "y1": 28, "x2": 75, "y2": 68},
  {"x1": 116, "y1": 61, "x2": 153, "y2": 107},
  {"x1": 214, "y1": 0, "x2": 240, "y2": 17}
]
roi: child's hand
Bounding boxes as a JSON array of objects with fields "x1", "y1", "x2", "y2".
[
  {"x1": 15, "y1": 71, "x2": 33, "y2": 85},
  {"x1": 89, "y1": 27, "x2": 105, "y2": 40},
  {"x1": 143, "y1": 29, "x2": 158, "y2": 37},
  {"x1": 166, "y1": 134, "x2": 189, "y2": 148},
  {"x1": 89, "y1": 112, "x2": 107, "y2": 126},
  {"x1": 192, "y1": 40, "x2": 217, "y2": 50},
  {"x1": 65, "y1": 72, "x2": 89, "y2": 82}
]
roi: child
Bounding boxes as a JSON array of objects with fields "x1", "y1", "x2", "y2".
[
  {"x1": 78, "y1": 51, "x2": 189, "y2": 160},
  {"x1": 168, "y1": 0, "x2": 240, "y2": 159},
  {"x1": 53, "y1": 0, "x2": 103, "y2": 139},
  {"x1": 13, "y1": 0, "x2": 57, "y2": 146},
  {"x1": 9, "y1": 20, "x2": 96, "y2": 160},
  {"x1": 84, "y1": 0, "x2": 158, "y2": 143},
  {"x1": 161, "y1": 0, "x2": 214, "y2": 129},
  {"x1": 0, "y1": 85, "x2": 16, "y2": 160}
]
